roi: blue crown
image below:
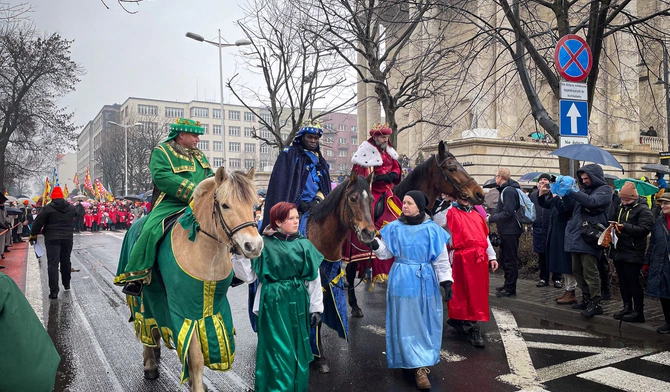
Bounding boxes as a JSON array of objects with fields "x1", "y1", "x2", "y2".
[{"x1": 297, "y1": 120, "x2": 323, "y2": 137}]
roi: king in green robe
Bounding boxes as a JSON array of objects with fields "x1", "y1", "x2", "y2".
[
  {"x1": 115, "y1": 118, "x2": 213, "y2": 287},
  {"x1": 232, "y1": 232, "x2": 324, "y2": 392}
]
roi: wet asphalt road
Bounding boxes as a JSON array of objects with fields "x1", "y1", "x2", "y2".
[{"x1": 37, "y1": 231, "x2": 670, "y2": 392}]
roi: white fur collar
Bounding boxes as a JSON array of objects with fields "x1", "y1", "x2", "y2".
[{"x1": 351, "y1": 140, "x2": 399, "y2": 167}]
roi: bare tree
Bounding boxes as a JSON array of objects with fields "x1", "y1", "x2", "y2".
[
  {"x1": 0, "y1": 24, "x2": 82, "y2": 189},
  {"x1": 228, "y1": 0, "x2": 355, "y2": 150}
]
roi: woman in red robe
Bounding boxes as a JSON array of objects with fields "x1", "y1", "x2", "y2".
[{"x1": 443, "y1": 194, "x2": 499, "y2": 348}]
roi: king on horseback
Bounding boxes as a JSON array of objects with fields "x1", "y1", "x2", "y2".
[{"x1": 114, "y1": 118, "x2": 212, "y2": 295}]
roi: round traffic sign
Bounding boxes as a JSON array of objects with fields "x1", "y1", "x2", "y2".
[{"x1": 554, "y1": 34, "x2": 592, "y2": 82}]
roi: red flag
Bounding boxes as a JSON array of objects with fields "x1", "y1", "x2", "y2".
[
  {"x1": 84, "y1": 167, "x2": 94, "y2": 193},
  {"x1": 73, "y1": 173, "x2": 80, "y2": 186}
]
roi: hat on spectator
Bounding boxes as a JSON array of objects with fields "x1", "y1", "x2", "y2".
[
  {"x1": 538, "y1": 173, "x2": 552, "y2": 182},
  {"x1": 51, "y1": 186, "x2": 64, "y2": 200},
  {"x1": 618, "y1": 181, "x2": 638, "y2": 200},
  {"x1": 657, "y1": 192, "x2": 670, "y2": 203}
]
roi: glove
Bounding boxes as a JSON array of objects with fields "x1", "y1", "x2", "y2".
[
  {"x1": 310, "y1": 312, "x2": 322, "y2": 326},
  {"x1": 642, "y1": 264, "x2": 650, "y2": 276},
  {"x1": 373, "y1": 174, "x2": 391, "y2": 184},
  {"x1": 387, "y1": 172, "x2": 399, "y2": 183},
  {"x1": 298, "y1": 201, "x2": 310, "y2": 214},
  {"x1": 440, "y1": 281, "x2": 453, "y2": 302},
  {"x1": 29, "y1": 235, "x2": 37, "y2": 246},
  {"x1": 369, "y1": 238, "x2": 380, "y2": 251}
]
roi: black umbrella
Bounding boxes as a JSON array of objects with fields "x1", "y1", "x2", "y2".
[
  {"x1": 5, "y1": 206, "x2": 22, "y2": 216},
  {"x1": 640, "y1": 163, "x2": 670, "y2": 175},
  {"x1": 483, "y1": 178, "x2": 497, "y2": 189}
]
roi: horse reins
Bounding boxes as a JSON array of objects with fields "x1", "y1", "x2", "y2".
[
  {"x1": 434, "y1": 155, "x2": 476, "y2": 197},
  {"x1": 197, "y1": 192, "x2": 257, "y2": 254}
]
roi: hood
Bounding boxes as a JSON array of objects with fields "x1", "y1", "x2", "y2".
[
  {"x1": 50, "y1": 198, "x2": 72, "y2": 212},
  {"x1": 576, "y1": 164, "x2": 607, "y2": 189},
  {"x1": 497, "y1": 178, "x2": 521, "y2": 192}
]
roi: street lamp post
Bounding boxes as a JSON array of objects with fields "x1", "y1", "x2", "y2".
[
  {"x1": 108, "y1": 121, "x2": 143, "y2": 195},
  {"x1": 186, "y1": 31, "x2": 251, "y2": 167}
]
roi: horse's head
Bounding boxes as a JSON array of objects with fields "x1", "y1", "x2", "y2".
[
  {"x1": 435, "y1": 141, "x2": 485, "y2": 205},
  {"x1": 343, "y1": 171, "x2": 376, "y2": 244},
  {"x1": 194, "y1": 167, "x2": 264, "y2": 259}
]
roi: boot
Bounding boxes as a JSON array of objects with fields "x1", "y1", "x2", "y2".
[
  {"x1": 613, "y1": 302, "x2": 632, "y2": 320},
  {"x1": 556, "y1": 291, "x2": 568, "y2": 301},
  {"x1": 572, "y1": 294, "x2": 590, "y2": 310},
  {"x1": 414, "y1": 367, "x2": 431, "y2": 390},
  {"x1": 557, "y1": 290, "x2": 577, "y2": 305},
  {"x1": 468, "y1": 325, "x2": 485, "y2": 348},
  {"x1": 622, "y1": 305, "x2": 645, "y2": 323},
  {"x1": 581, "y1": 298, "x2": 604, "y2": 318},
  {"x1": 657, "y1": 323, "x2": 670, "y2": 334}
]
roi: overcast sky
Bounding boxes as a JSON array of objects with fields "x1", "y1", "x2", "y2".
[{"x1": 30, "y1": 0, "x2": 257, "y2": 129}]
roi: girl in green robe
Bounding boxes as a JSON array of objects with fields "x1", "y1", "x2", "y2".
[{"x1": 232, "y1": 202, "x2": 323, "y2": 392}]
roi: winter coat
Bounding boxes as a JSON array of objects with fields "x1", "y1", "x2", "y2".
[
  {"x1": 538, "y1": 193, "x2": 573, "y2": 274},
  {"x1": 563, "y1": 164, "x2": 612, "y2": 257},
  {"x1": 530, "y1": 190, "x2": 550, "y2": 253},
  {"x1": 489, "y1": 179, "x2": 523, "y2": 235},
  {"x1": 645, "y1": 215, "x2": 670, "y2": 299},
  {"x1": 608, "y1": 200, "x2": 653, "y2": 263},
  {"x1": 30, "y1": 199, "x2": 76, "y2": 241}
]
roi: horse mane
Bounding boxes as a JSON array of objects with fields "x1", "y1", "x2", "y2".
[
  {"x1": 193, "y1": 170, "x2": 256, "y2": 204},
  {"x1": 308, "y1": 179, "x2": 350, "y2": 224},
  {"x1": 393, "y1": 156, "x2": 434, "y2": 200}
]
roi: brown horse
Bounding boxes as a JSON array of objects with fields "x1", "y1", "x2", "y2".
[
  {"x1": 346, "y1": 140, "x2": 485, "y2": 316},
  {"x1": 304, "y1": 170, "x2": 376, "y2": 373},
  {"x1": 124, "y1": 167, "x2": 263, "y2": 392}
]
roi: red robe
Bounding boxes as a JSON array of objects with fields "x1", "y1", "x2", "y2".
[
  {"x1": 446, "y1": 206, "x2": 491, "y2": 322},
  {"x1": 84, "y1": 214, "x2": 94, "y2": 228},
  {"x1": 343, "y1": 139, "x2": 402, "y2": 283}
]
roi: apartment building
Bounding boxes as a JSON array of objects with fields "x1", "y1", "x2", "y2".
[{"x1": 76, "y1": 104, "x2": 121, "y2": 182}]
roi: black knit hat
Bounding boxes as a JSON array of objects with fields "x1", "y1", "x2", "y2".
[
  {"x1": 405, "y1": 190, "x2": 429, "y2": 215},
  {"x1": 538, "y1": 173, "x2": 552, "y2": 181}
]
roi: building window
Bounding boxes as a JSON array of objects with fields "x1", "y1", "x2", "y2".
[
  {"x1": 201, "y1": 124, "x2": 209, "y2": 134},
  {"x1": 197, "y1": 141, "x2": 209, "y2": 151},
  {"x1": 213, "y1": 141, "x2": 223, "y2": 151},
  {"x1": 324, "y1": 123, "x2": 335, "y2": 131},
  {"x1": 326, "y1": 149, "x2": 334, "y2": 157},
  {"x1": 244, "y1": 159, "x2": 255, "y2": 169},
  {"x1": 244, "y1": 112, "x2": 255, "y2": 122},
  {"x1": 229, "y1": 110, "x2": 240, "y2": 121},
  {"x1": 339, "y1": 137, "x2": 347, "y2": 144},
  {"x1": 339, "y1": 163, "x2": 348, "y2": 171},
  {"x1": 244, "y1": 143, "x2": 256, "y2": 153},
  {"x1": 260, "y1": 129, "x2": 272, "y2": 139},
  {"x1": 281, "y1": 132, "x2": 290, "y2": 141},
  {"x1": 260, "y1": 160, "x2": 269, "y2": 168},
  {"x1": 339, "y1": 124, "x2": 347, "y2": 131},
  {"x1": 165, "y1": 107, "x2": 184, "y2": 118},
  {"x1": 138, "y1": 104, "x2": 158, "y2": 116},
  {"x1": 141, "y1": 122, "x2": 158, "y2": 132},
  {"x1": 229, "y1": 142, "x2": 240, "y2": 152},
  {"x1": 260, "y1": 144, "x2": 269, "y2": 154},
  {"x1": 229, "y1": 158, "x2": 241, "y2": 168},
  {"x1": 212, "y1": 157, "x2": 224, "y2": 167},
  {"x1": 323, "y1": 136, "x2": 334, "y2": 144},
  {"x1": 260, "y1": 113, "x2": 272, "y2": 124},
  {"x1": 338, "y1": 149, "x2": 347, "y2": 157},
  {"x1": 229, "y1": 126, "x2": 240, "y2": 137},
  {"x1": 244, "y1": 127, "x2": 254, "y2": 137},
  {"x1": 351, "y1": 126, "x2": 357, "y2": 133},
  {"x1": 191, "y1": 107, "x2": 209, "y2": 118},
  {"x1": 213, "y1": 109, "x2": 222, "y2": 119},
  {"x1": 352, "y1": 137, "x2": 358, "y2": 145},
  {"x1": 213, "y1": 125, "x2": 222, "y2": 135}
]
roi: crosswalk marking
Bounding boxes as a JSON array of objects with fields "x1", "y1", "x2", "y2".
[
  {"x1": 492, "y1": 307, "x2": 540, "y2": 389},
  {"x1": 537, "y1": 346, "x2": 648, "y2": 383},
  {"x1": 643, "y1": 351, "x2": 670, "y2": 366},
  {"x1": 577, "y1": 367, "x2": 670, "y2": 392},
  {"x1": 518, "y1": 328, "x2": 599, "y2": 338}
]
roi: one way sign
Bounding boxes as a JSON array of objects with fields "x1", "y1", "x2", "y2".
[{"x1": 559, "y1": 100, "x2": 588, "y2": 137}]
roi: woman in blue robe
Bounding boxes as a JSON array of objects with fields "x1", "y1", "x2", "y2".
[{"x1": 369, "y1": 190, "x2": 452, "y2": 390}]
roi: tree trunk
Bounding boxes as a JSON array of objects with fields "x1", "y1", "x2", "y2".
[{"x1": 0, "y1": 138, "x2": 9, "y2": 191}]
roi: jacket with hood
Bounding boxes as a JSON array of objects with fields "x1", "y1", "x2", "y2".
[
  {"x1": 489, "y1": 178, "x2": 523, "y2": 235},
  {"x1": 30, "y1": 199, "x2": 76, "y2": 241},
  {"x1": 563, "y1": 164, "x2": 613, "y2": 257}
]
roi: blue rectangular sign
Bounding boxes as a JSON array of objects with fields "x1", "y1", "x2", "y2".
[{"x1": 559, "y1": 100, "x2": 588, "y2": 137}]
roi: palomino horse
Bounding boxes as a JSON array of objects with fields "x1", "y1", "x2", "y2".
[
  {"x1": 122, "y1": 167, "x2": 263, "y2": 392},
  {"x1": 305, "y1": 170, "x2": 376, "y2": 373},
  {"x1": 345, "y1": 140, "x2": 485, "y2": 317}
]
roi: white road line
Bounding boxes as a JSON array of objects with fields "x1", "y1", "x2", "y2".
[
  {"x1": 518, "y1": 328, "x2": 599, "y2": 338},
  {"x1": 25, "y1": 245, "x2": 43, "y2": 325},
  {"x1": 537, "y1": 346, "x2": 649, "y2": 383},
  {"x1": 492, "y1": 307, "x2": 541, "y2": 389},
  {"x1": 577, "y1": 366, "x2": 670, "y2": 392},
  {"x1": 70, "y1": 288, "x2": 125, "y2": 391},
  {"x1": 361, "y1": 324, "x2": 465, "y2": 362},
  {"x1": 525, "y1": 342, "x2": 612, "y2": 354},
  {"x1": 643, "y1": 351, "x2": 670, "y2": 366}
]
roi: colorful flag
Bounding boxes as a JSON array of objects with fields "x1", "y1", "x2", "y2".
[
  {"x1": 73, "y1": 173, "x2": 80, "y2": 186},
  {"x1": 53, "y1": 167, "x2": 60, "y2": 187},
  {"x1": 3, "y1": 190, "x2": 7, "y2": 196},
  {"x1": 94, "y1": 178, "x2": 102, "y2": 200},
  {"x1": 84, "y1": 167, "x2": 94, "y2": 194},
  {"x1": 63, "y1": 184, "x2": 69, "y2": 199},
  {"x1": 42, "y1": 177, "x2": 51, "y2": 205}
]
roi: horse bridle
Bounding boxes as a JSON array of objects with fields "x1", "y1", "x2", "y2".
[
  {"x1": 434, "y1": 155, "x2": 476, "y2": 197},
  {"x1": 197, "y1": 192, "x2": 257, "y2": 254}
]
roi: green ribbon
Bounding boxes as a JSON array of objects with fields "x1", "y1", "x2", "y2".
[{"x1": 178, "y1": 207, "x2": 200, "y2": 242}]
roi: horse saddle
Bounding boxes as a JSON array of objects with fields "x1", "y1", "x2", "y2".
[{"x1": 374, "y1": 196, "x2": 385, "y2": 222}]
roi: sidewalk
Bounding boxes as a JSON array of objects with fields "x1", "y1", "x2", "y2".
[
  {"x1": 0, "y1": 240, "x2": 29, "y2": 291},
  {"x1": 489, "y1": 273, "x2": 667, "y2": 339}
]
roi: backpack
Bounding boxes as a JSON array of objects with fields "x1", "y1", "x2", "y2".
[{"x1": 500, "y1": 187, "x2": 536, "y2": 225}]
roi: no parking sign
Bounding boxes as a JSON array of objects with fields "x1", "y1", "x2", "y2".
[{"x1": 554, "y1": 35, "x2": 592, "y2": 82}]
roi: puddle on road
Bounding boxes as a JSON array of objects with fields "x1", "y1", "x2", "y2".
[{"x1": 46, "y1": 300, "x2": 76, "y2": 391}]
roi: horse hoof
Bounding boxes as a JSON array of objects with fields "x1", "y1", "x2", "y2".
[
  {"x1": 351, "y1": 308, "x2": 364, "y2": 318},
  {"x1": 144, "y1": 368, "x2": 159, "y2": 380},
  {"x1": 153, "y1": 347, "x2": 161, "y2": 359}
]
